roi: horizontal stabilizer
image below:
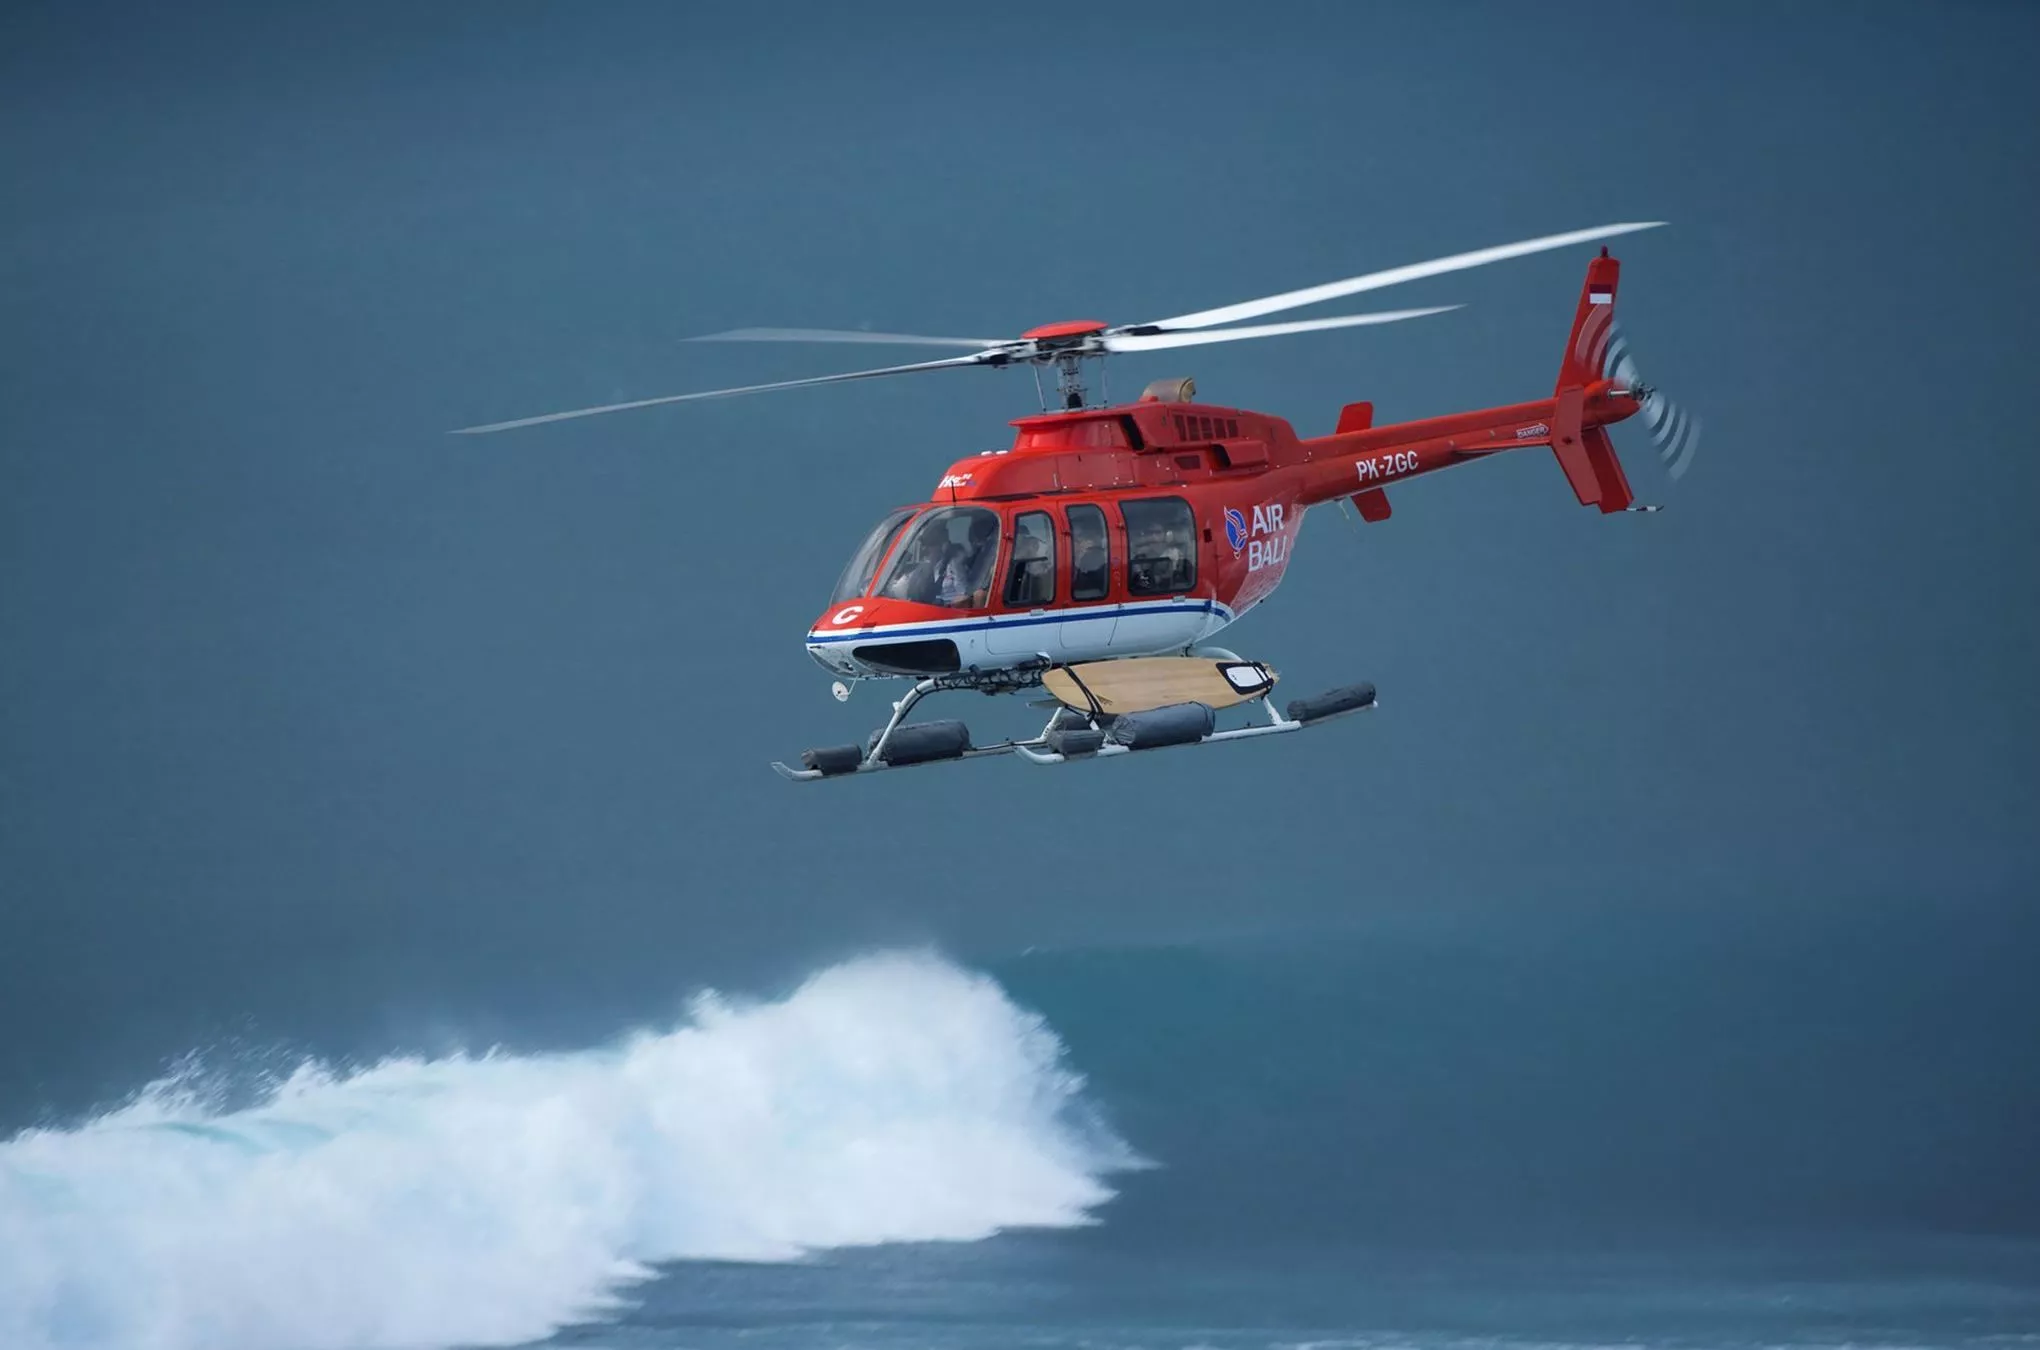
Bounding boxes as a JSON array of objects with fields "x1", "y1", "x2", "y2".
[
  {"x1": 1548, "y1": 386, "x2": 1635, "y2": 513},
  {"x1": 1549, "y1": 386, "x2": 1600, "y2": 507},
  {"x1": 1335, "y1": 401, "x2": 1375, "y2": 435},
  {"x1": 1579, "y1": 425, "x2": 1634, "y2": 513}
]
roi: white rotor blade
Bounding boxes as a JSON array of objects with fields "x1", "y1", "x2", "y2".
[
  {"x1": 687, "y1": 327, "x2": 1009, "y2": 349},
  {"x1": 1142, "y1": 222, "x2": 1666, "y2": 331},
  {"x1": 449, "y1": 353, "x2": 991, "y2": 435},
  {"x1": 1103, "y1": 306, "x2": 1460, "y2": 353}
]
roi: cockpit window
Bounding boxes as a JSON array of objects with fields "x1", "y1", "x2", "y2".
[
  {"x1": 830, "y1": 507, "x2": 918, "y2": 606},
  {"x1": 877, "y1": 506, "x2": 1000, "y2": 609}
]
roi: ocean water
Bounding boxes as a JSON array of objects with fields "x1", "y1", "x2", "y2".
[{"x1": 3, "y1": 942, "x2": 2036, "y2": 1350}]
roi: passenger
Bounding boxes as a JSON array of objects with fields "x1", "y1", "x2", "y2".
[
  {"x1": 1129, "y1": 519, "x2": 1163, "y2": 592},
  {"x1": 1008, "y1": 531, "x2": 1051, "y2": 605},
  {"x1": 1162, "y1": 519, "x2": 1194, "y2": 587},
  {"x1": 1073, "y1": 542, "x2": 1107, "y2": 597},
  {"x1": 1158, "y1": 529, "x2": 1191, "y2": 588}
]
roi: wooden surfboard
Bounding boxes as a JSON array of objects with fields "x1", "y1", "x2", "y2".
[{"x1": 1043, "y1": 657, "x2": 1277, "y2": 716}]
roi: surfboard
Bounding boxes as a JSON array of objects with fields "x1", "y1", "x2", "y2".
[{"x1": 1042, "y1": 657, "x2": 1277, "y2": 716}]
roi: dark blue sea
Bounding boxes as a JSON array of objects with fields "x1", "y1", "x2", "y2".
[{"x1": 6, "y1": 930, "x2": 2036, "y2": 1350}]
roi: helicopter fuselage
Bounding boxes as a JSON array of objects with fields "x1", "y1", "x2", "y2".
[{"x1": 805, "y1": 375, "x2": 1643, "y2": 683}]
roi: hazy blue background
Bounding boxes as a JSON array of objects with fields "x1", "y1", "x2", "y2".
[{"x1": 4, "y1": 0, "x2": 2037, "y2": 1252}]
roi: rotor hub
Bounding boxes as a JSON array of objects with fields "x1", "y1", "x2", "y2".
[{"x1": 1021, "y1": 319, "x2": 1110, "y2": 343}]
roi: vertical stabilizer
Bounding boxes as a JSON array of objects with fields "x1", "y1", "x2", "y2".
[
  {"x1": 1549, "y1": 250, "x2": 1635, "y2": 512},
  {"x1": 1557, "y1": 250, "x2": 1621, "y2": 394}
]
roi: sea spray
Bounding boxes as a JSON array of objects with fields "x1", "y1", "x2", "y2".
[{"x1": 0, "y1": 950, "x2": 1137, "y2": 1350}]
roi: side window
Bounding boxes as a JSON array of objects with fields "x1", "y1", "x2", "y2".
[
  {"x1": 1067, "y1": 504, "x2": 1110, "y2": 602},
  {"x1": 1123, "y1": 497, "x2": 1196, "y2": 596},
  {"x1": 1003, "y1": 511, "x2": 1057, "y2": 607}
]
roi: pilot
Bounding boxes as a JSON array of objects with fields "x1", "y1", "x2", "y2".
[
  {"x1": 882, "y1": 526, "x2": 950, "y2": 604},
  {"x1": 937, "y1": 514, "x2": 998, "y2": 608}
]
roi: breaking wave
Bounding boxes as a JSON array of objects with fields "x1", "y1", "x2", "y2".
[{"x1": 0, "y1": 951, "x2": 1137, "y2": 1350}]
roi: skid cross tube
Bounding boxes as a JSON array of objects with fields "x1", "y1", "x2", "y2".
[{"x1": 865, "y1": 677, "x2": 938, "y2": 767}]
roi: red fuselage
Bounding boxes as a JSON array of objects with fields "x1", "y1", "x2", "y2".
[{"x1": 804, "y1": 380, "x2": 1642, "y2": 680}]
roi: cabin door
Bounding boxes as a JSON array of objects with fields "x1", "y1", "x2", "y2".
[
  {"x1": 985, "y1": 510, "x2": 1061, "y2": 656},
  {"x1": 1055, "y1": 503, "x2": 1117, "y2": 657}
]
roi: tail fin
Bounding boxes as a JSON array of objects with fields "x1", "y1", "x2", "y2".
[
  {"x1": 1557, "y1": 249, "x2": 1621, "y2": 393},
  {"x1": 1548, "y1": 249, "x2": 1636, "y2": 513}
]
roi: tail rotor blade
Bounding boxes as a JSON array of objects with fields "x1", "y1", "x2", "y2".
[
  {"x1": 1603, "y1": 325, "x2": 1641, "y2": 389},
  {"x1": 1605, "y1": 321, "x2": 1699, "y2": 481},
  {"x1": 1649, "y1": 395, "x2": 1702, "y2": 480}
]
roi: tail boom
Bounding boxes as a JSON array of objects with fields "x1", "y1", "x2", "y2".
[
  {"x1": 1294, "y1": 382, "x2": 1639, "y2": 510},
  {"x1": 1294, "y1": 249, "x2": 1647, "y2": 514}
]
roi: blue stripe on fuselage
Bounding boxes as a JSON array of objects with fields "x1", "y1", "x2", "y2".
[{"x1": 805, "y1": 600, "x2": 1230, "y2": 646}]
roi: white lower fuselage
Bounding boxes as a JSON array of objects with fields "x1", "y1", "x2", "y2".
[{"x1": 805, "y1": 596, "x2": 1239, "y2": 680}]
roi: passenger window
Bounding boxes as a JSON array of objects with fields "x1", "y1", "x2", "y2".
[
  {"x1": 1067, "y1": 504, "x2": 1110, "y2": 601},
  {"x1": 1123, "y1": 497, "x2": 1196, "y2": 596},
  {"x1": 1003, "y1": 511, "x2": 1057, "y2": 608}
]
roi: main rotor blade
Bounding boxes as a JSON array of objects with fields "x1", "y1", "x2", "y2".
[
  {"x1": 1141, "y1": 222, "x2": 1666, "y2": 331},
  {"x1": 1103, "y1": 306, "x2": 1460, "y2": 352},
  {"x1": 449, "y1": 352, "x2": 991, "y2": 435},
  {"x1": 687, "y1": 327, "x2": 1009, "y2": 349}
]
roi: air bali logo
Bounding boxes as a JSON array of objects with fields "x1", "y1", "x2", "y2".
[
  {"x1": 1224, "y1": 507, "x2": 1248, "y2": 554},
  {"x1": 1242, "y1": 503, "x2": 1289, "y2": 574}
]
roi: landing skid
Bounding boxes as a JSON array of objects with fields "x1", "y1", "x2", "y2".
[{"x1": 769, "y1": 652, "x2": 1375, "y2": 782}]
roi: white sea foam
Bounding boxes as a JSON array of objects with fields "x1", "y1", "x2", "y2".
[{"x1": 0, "y1": 950, "x2": 1135, "y2": 1350}]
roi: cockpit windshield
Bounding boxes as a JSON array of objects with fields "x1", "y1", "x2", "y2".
[
  {"x1": 830, "y1": 507, "x2": 917, "y2": 606},
  {"x1": 877, "y1": 505, "x2": 1000, "y2": 609}
]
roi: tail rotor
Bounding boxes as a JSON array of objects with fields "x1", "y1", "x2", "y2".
[{"x1": 1604, "y1": 325, "x2": 1700, "y2": 481}]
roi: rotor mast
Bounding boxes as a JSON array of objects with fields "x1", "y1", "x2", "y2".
[{"x1": 1018, "y1": 320, "x2": 1112, "y2": 411}]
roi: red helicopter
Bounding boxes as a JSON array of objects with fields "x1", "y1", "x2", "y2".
[{"x1": 454, "y1": 223, "x2": 1698, "y2": 780}]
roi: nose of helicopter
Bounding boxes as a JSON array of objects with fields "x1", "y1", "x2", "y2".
[{"x1": 805, "y1": 597, "x2": 970, "y2": 678}]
